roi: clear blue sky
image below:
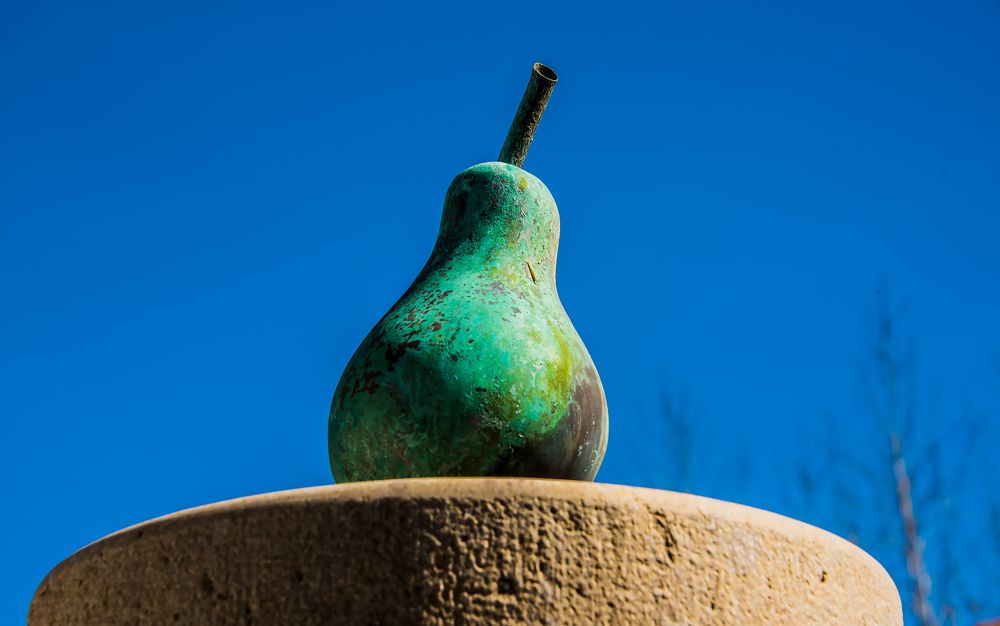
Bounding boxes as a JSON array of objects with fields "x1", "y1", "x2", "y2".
[{"x1": 3, "y1": 0, "x2": 998, "y2": 622}]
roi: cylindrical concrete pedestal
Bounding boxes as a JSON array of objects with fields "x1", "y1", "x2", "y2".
[{"x1": 30, "y1": 479, "x2": 901, "y2": 625}]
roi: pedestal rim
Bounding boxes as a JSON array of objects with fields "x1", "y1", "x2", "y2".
[{"x1": 32, "y1": 478, "x2": 902, "y2": 626}]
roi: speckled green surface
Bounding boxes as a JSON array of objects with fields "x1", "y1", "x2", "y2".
[{"x1": 329, "y1": 162, "x2": 607, "y2": 482}]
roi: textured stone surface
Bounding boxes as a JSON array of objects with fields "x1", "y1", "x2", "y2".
[{"x1": 30, "y1": 479, "x2": 901, "y2": 625}]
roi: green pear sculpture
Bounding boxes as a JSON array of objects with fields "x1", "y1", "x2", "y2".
[{"x1": 329, "y1": 64, "x2": 608, "y2": 482}]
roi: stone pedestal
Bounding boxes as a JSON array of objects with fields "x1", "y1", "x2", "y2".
[{"x1": 30, "y1": 479, "x2": 901, "y2": 625}]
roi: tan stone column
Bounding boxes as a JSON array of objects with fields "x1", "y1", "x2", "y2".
[{"x1": 30, "y1": 479, "x2": 901, "y2": 625}]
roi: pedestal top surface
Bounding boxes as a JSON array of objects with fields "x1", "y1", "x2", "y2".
[{"x1": 30, "y1": 479, "x2": 902, "y2": 625}]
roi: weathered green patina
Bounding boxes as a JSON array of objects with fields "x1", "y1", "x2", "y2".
[{"x1": 328, "y1": 162, "x2": 608, "y2": 482}]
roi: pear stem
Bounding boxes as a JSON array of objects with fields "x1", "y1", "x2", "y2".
[{"x1": 498, "y1": 63, "x2": 558, "y2": 168}]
